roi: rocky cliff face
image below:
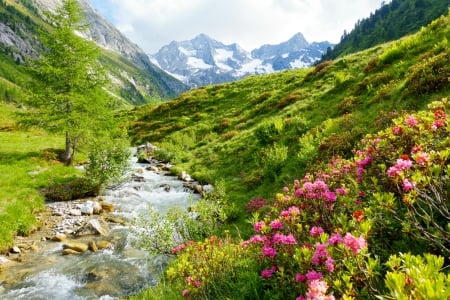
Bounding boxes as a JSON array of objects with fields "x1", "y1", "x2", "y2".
[{"x1": 0, "y1": 0, "x2": 187, "y2": 102}]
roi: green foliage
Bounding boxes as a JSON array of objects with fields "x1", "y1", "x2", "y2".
[
  {"x1": 258, "y1": 143, "x2": 288, "y2": 180},
  {"x1": 131, "y1": 180, "x2": 231, "y2": 255},
  {"x1": 25, "y1": 0, "x2": 111, "y2": 165},
  {"x1": 254, "y1": 119, "x2": 283, "y2": 145},
  {"x1": 322, "y1": 0, "x2": 449, "y2": 60},
  {"x1": 84, "y1": 136, "x2": 131, "y2": 190},
  {"x1": 380, "y1": 253, "x2": 450, "y2": 300}
]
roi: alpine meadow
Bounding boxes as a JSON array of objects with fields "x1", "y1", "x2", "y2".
[{"x1": 0, "y1": 0, "x2": 450, "y2": 299}]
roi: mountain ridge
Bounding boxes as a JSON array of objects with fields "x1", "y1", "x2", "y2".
[{"x1": 150, "y1": 33, "x2": 334, "y2": 88}]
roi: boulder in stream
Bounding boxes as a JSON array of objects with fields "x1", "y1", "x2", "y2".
[
  {"x1": 73, "y1": 219, "x2": 108, "y2": 237},
  {"x1": 62, "y1": 242, "x2": 88, "y2": 253}
]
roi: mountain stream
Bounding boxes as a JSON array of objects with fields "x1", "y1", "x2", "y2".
[{"x1": 0, "y1": 151, "x2": 200, "y2": 299}]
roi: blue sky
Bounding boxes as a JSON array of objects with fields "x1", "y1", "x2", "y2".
[{"x1": 89, "y1": 0, "x2": 387, "y2": 54}]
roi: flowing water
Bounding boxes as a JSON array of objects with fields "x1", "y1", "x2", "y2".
[{"x1": 0, "y1": 154, "x2": 200, "y2": 299}]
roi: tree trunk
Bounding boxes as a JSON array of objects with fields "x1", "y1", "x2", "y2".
[{"x1": 61, "y1": 131, "x2": 73, "y2": 166}]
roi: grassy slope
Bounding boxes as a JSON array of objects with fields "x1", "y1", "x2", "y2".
[
  {"x1": 0, "y1": 102, "x2": 85, "y2": 251},
  {"x1": 128, "y1": 13, "x2": 450, "y2": 233}
]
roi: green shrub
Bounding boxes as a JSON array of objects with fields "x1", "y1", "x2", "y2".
[
  {"x1": 380, "y1": 253, "x2": 450, "y2": 300},
  {"x1": 259, "y1": 143, "x2": 288, "y2": 180},
  {"x1": 254, "y1": 119, "x2": 283, "y2": 145}
]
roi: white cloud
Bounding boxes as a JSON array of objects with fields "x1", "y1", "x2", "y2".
[{"x1": 91, "y1": 0, "x2": 386, "y2": 54}]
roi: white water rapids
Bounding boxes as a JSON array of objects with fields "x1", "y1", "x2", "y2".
[{"x1": 0, "y1": 154, "x2": 200, "y2": 299}]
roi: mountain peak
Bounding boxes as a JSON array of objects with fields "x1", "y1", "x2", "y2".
[{"x1": 151, "y1": 33, "x2": 334, "y2": 88}]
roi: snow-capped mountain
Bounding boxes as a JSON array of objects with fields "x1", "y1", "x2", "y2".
[{"x1": 150, "y1": 33, "x2": 333, "y2": 88}]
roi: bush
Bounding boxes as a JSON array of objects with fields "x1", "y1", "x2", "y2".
[{"x1": 85, "y1": 137, "x2": 130, "y2": 190}]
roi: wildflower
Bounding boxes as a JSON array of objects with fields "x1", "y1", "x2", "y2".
[
  {"x1": 193, "y1": 280, "x2": 202, "y2": 288},
  {"x1": 325, "y1": 191, "x2": 337, "y2": 202},
  {"x1": 432, "y1": 119, "x2": 445, "y2": 129},
  {"x1": 283, "y1": 186, "x2": 289, "y2": 192},
  {"x1": 295, "y1": 189, "x2": 304, "y2": 197},
  {"x1": 343, "y1": 233, "x2": 367, "y2": 254},
  {"x1": 248, "y1": 234, "x2": 266, "y2": 244},
  {"x1": 273, "y1": 233, "x2": 297, "y2": 245},
  {"x1": 353, "y1": 210, "x2": 364, "y2": 222},
  {"x1": 270, "y1": 219, "x2": 283, "y2": 230},
  {"x1": 335, "y1": 188, "x2": 346, "y2": 195},
  {"x1": 253, "y1": 221, "x2": 265, "y2": 232},
  {"x1": 328, "y1": 233, "x2": 343, "y2": 245},
  {"x1": 295, "y1": 273, "x2": 307, "y2": 282},
  {"x1": 306, "y1": 270, "x2": 323, "y2": 282},
  {"x1": 310, "y1": 226, "x2": 324, "y2": 237},
  {"x1": 312, "y1": 243, "x2": 328, "y2": 265},
  {"x1": 392, "y1": 126, "x2": 403, "y2": 135},
  {"x1": 280, "y1": 206, "x2": 300, "y2": 217},
  {"x1": 261, "y1": 266, "x2": 276, "y2": 278},
  {"x1": 182, "y1": 289, "x2": 190, "y2": 297},
  {"x1": 403, "y1": 179, "x2": 416, "y2": 192},
  {"x1": 325, "y1": 257, "x2": 335, "y2": 272},
  {"x1": 262, "y1": 246, "x2": 277, "y2": 258},
  {"x1": 306, "y1": 280, "x2": 335, "y2": 300},
  {"x1": 406, "y1": 115, "x2": 418, "y2": 127},
  {"x1": 414, "y1": 152, "x2": 430, "y2": 166}
]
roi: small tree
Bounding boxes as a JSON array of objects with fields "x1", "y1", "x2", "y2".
[{"x1": 30, "y1": 0, "x2": 109, "y2": 165}]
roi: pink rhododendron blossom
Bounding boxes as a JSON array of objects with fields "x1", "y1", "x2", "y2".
[
  {"x1": 310, "y1": 226, "x2": 324, "y2": 237},
  {"x1": 280, "y1": 206, "x2": 300, "y2": 217},
  {"x1": 414, "y1": 152, "x2": 430, "y2": 166},
  {"x1": 283, "y1": 186, "x2": 289, "y2": 192},
  {"x1": 406, "y1": 115, "x2": 418, "y2": 127},
  {"x1": 306, "y1": 270, "x2": 323, "y2": 282},
  {"x1": 432, "y1": 119, "x2": 445, "y2": 129},
  {"x1": 296, "y1": 297, "x2": 306, "y2": 300},
  {"x1": 296, "y1": 273, "x2": 307, "y2": 282},
  {"x1": 343, "y1": 233, "x2": 367, "y2": 254},
  {"x1": 328, "y1": 233, "x2": 343, "y2": 245},
  {"x1": 392, "y1": 126, "x2": 403, "y2": 135},
  {"x1": 335, "y1": 188, "x2": 346, "y2": 195},
  {"x1": 295, "y1": 189, "x2": 304, "y2": 196},
  {"x1": 253, "y1": 221, "x2": 265, "y2": 232},
  {"x1": 270, "y1": 219, "x2": 283, "y2": 230},
  {"x1": 262, "y1": 246, "x2": 277, "y2": 258},
  {"x1": 182, "y1": 289, "x2": 190, "y2": 297},
  {"x1": 261, "y1": 266, "x2": 277, "y2": 278},
  {"x1": 325, "y1": 257, "x2": 335, "y2": 272},
  {"x1": 248, "y1": 234, "x2": 266, "y2": 244},
  {"x1": 306, "y1": 279, "x2": 335, "y2": 300},
  {"x1": 273, "y1": 233, "x2": 297, "y2": 245},
  {"x1": 312, "y1": 243, "x2": 328, "y2": 265},
  {"x1": 387, "y1": 158, "x2": 413, "y2": 177},
  {"x1": 403, "y1": 179, "x2": 416, "y2": 192},
  {"x1": 325, "y1": 191, "x2": 337, "y2": 202}
]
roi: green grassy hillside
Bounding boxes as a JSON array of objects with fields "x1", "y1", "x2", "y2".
[{"x1": 128, "y1": 12, "x2": 450, "y2": 228}]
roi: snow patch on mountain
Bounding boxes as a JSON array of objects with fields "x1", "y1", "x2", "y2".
[{"x1": 150, "y1": 33, "x2": 334, "y2": 88}]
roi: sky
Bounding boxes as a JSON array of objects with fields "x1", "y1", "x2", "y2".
[{"x1": 89, "y1": 0, "x2": 387, "y2": 54}]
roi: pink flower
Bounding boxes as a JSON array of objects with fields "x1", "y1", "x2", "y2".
[
  {"x1": 270, "y1": 219, "x2": 283, "y2": 230},
  {"x1": 335, "y1": 188, "x2": 346, "y2": 195},
  {"x1": 295, "y1": 273, "x2": 307, "y2": 282},
  {"x1": 328, "y1": 233, "x2": 343, "y2": 245},
  {"x1": 414, "y1": 152, "x2": 430, "y2": 166},
  {"x1": 248, "y1": 234, "x2": 266, "y2": 244},
  {"x1": 406, "y1": 115, "x2": 418, "y2": 127},
  {"x1": 262, "y1": 246, "x2": 277, "y2": 258},
  {"x1": 343, "y1": 233, "x2": 367, "y2": 254},
  {"x1": 306, "y1": 280, "x2": 335, "y2": 300},
  {"x1": 295, "y1": 189, "x2": 304, "y2": 197},
  {"x1": 283, "y1": 186, "x2": 289, "y2": 192},
  {"x1": 182, "y1": 289, "x2": 190, "y2": 297},
  {"x1": 306, "y1": 270, "x2": 323, "y2": 282},
  {"x1": 253, "y1": 221, "x2": 265, "y2": 232},
  {"x1": 325, "y1": 191, "x2": 337, "y2": 202},
  {"x1": 403, "y1": 179, "x2": 415, "y2": 192},
  {"x1": 261, "y1": 266, "x2": 277, "y2": 278},
  {"x1": 432, "y1": 119, "x2": 445, "y2": 129},
  {"x1": 312, "y1": 243, "x2": 328, "y2": 265},
  {"x1": 310, "y1": 226, "x2": 324, "y2": 237},
  {"x1": 392, "y1": 126, "x2": 403, "y2": 135},
  {"x1": 325, "y1": 257, "x2": 335, "y2": 272},
  {"x1": 296, "y1": 297, "x2": 306, "y2": 300},
  {"x1": 273, "y1": 233, "x2": 297, "y2": 245},
  {"x1": 193, "y1": 280, "x2": 202, "y2": 288},
  {"x1": 280, "y1": 206, "x2": 300, "y2": 217}
]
